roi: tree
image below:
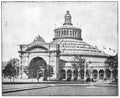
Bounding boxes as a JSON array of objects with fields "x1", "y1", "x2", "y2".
[
  {"x1": 105, "y1": 54, "x2": 118, "y2": 81},
  {"x1": 43, "y1": 65, "x2": 54, "y2": 81},
  {"x1": 105, "y1": 54, "x2": 118, "y2": 69},
  {"x1": 23, "y1": 66, "x2": 32, "y2": 78},
  {"x1": 3, "y1": 58, "x2": 19, "y2": 82},
  {"x1": 47, "y1": 65, "x2": 54, "y2": 77},
  {"x1": 73, "y1": 56, "x2": 85, "y2": 69},
  {"x1": 24, "y1": 65, "x2": 54, "y2": 81}
]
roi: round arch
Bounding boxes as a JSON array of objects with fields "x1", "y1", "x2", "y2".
[
  {"x1": 99, "y1": 69, "x2": 104, "y2": 79},
  {"x1": 60, "y1": 69, "x2": 66, "y2": 80},
  {"x1": 29, "y1": 57, "x2": 47, "y2": 78},
  {"x1": 73, "y1": 70, "x2": 78, "y2": 81},
  {"x1": 92, "y1": 69, "x2": 98, "y2": 79},
  {"x1": 86, "y1": 70, "x2": 90, "y2": 78},
  {"x1": 67, "y1": 70, "x2": 72, "y2": 81},
  {"x1": 105, "y1": 69, "x2": 111, "y2": 79},
  {"x1": 112, "y1": 69, "x2": 118, "y2": 80},
  {"x1": 80, "y1": 69, "x2": 84, "y2": 79}
]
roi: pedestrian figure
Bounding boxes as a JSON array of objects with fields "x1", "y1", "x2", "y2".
[{"x1": 37, "y1": 70, "x2": 41, "y2": 82}]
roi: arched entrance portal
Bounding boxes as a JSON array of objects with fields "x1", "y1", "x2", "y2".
[{"x1": 29, "y1": 57, "x2": 47, "y2": 78}]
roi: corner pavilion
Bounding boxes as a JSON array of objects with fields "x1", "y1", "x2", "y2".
[{"x1": 19, "y1": 11, "x2": 115, "y2": 81}]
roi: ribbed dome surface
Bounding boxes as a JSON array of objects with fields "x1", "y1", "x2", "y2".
[{"x1": 50, "y1": 38, "x2": 108, "y2": 57}]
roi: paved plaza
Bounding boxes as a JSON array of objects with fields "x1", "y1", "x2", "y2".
[{"x1": 2, "y1": 82, "x2": 118, "y2": 96}]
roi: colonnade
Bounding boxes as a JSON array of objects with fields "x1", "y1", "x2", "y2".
[
  {"x1": 55, "y1": 29, "x2": 81, "y2": 38},
  {"x1": 59, "y1": 68, "x2": 117, "y2": 81}
]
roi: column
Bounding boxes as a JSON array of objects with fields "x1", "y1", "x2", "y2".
[
  {"x1": 78, "y1": 69, "x2": 80, "y2": 80},
  {"x1": 75, "y1": 31, "x2": 76, "y2": 38},
  {"x1": 58, "y1": 32, "x2": 59, "y2": 38},
  {"x1": 59, "y1": 31, "x2": 61, "y2": 37},
  {"x1": 67, "y1": 30, "x2": 68, "y2": 37},
  {"x1": 71, "y1": 70, "x2": 74, "y2": 80},
  {"x1": 56, "y1": 32, "x2": 58, "y2": 38},
  {"x1": 61, "y1": 30, "x2": 64, "y2": 37},
  {"x1": 27, "y1": 53, "x2": 29, "y2": 66},
  {"x1": 104, "y1": 70, "x2": 106, "y2": 79},
  {"x1": 84, "y1": 62, "x2": 87, "y2": 81},
  {"x1": 90, "y1": 69, "x2": 93, "y2": 79},
  {"x1": 55, "y1": 32, "x2": 57, "y2": 38},
  {"x1": 97, "y1": 69, "x2": 99, "y2": 80},
  {"x1": 110, "y1": 70, "x2": 113, "y2": 80},
  {"x1": 65, "y1": 69, "x2": 67, "y2": 80},
  {"x1": 73, "y1": 31, "x2": 74, "y2": 37},
  {"x1": 75, "y1": 32, "x2": 77, "y2": 37}
]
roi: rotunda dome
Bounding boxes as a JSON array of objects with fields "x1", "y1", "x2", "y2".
[
  {"x1": 53, "y1": 11, "x2": 82, "y2": 40},
  {"x1": 51, "y1": 11, "x2": 109, "y2": 58}
]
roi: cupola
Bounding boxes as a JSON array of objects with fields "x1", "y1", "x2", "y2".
[{"x1": 53, "y1": 11, "x2": 82, "y2": 40}]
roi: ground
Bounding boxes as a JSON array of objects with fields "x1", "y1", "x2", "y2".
[{"x1": 2, "y1": 81, "x2": 118, "y2": 96}]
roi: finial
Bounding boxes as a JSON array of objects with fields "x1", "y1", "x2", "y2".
[{"x1": 66, "y1": 10, "x2": 70, "y2": 14}]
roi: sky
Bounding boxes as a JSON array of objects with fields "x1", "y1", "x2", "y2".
[{"x1": 2, "y1": 1, "x2": 118, "y2": 61}]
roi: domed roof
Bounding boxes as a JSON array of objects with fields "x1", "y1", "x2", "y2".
[
  {"x1": 51, "y1": 11, "x2": 109, "y2": 57},
  {"x1": 50, "y1": 39, "x2": 109, "y2": 57}
]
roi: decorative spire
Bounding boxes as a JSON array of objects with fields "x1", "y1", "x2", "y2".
[
  {"x1": 63, "y1": 10, "x2": 73, "y2": 25},
  {"x1": 33, "y1": 35, "x2": 45, "y2": 42}
]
